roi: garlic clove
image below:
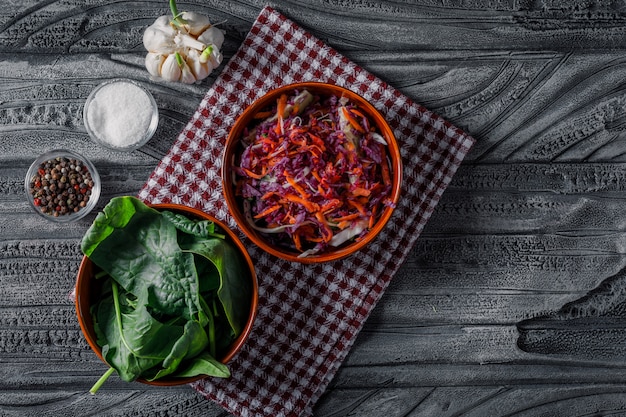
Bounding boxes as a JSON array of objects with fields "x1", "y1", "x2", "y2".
[
  {"x1": 173, "y1": 52, "x2": 197, "y2": 84},
  {"x1": 197, "y1": 26, "x2": 225, "y2": 50},
  {"x1": 145, "y1": 52, "x2": 165, "y2": 78},
  {"x1": 202, "y1": 46, "x2": 223, "y2": 68},
  {"x1": 160, "y1": 54, "x2": 182, "y2": 82},
  {"x1": 180, "y1": 11, "x2": 212, "y2": 36},
  {"x1": 198, "y1": 45, "x2": 222, "y2": 68},
  {"x1": 186, "y1": 50, "x2": 210, "y2": 81},
  {"x1": 143, "y1": 15, "x2": 177, "y2": 53},
  {"x1": 180, "y1": 63, "x2": 197, "y2": 84}
]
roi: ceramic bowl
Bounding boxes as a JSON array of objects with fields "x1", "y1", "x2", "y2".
[
  {"x1": 222, "y1": 82, "x2": 402, "y2": 263},
  {"x1": 75, "y1": 203, "x2": 258, "y2": 386},
  {"x1": 25, "y1": 149, "x2": 101, "y2": 223}
]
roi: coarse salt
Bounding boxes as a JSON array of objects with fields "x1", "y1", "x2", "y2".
[{"x1": 85, "y1": 81, "x2": 156, "y2": 149}]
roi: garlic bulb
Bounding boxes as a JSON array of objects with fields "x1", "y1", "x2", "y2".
[{"x1": 143, "y1": 0, "x2": 225, "y2": 84}]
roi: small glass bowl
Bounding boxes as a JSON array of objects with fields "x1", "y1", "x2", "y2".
[
  {"x1": 25, "y1": 149, "x2": 101, "y2": 223},
  {"x1": 83, "y1": 79, "x2": 159, "y2": 152}
]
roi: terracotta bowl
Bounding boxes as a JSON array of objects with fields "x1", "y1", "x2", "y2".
[
  {"x1": 75, "y1": 203, "x2": 258, "y2": 386},
  {"x1": 222, "y1": 82, "x2": 403, "y2": 263}
]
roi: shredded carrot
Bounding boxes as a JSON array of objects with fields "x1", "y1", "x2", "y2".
[
  {"x1": 242, "y1": 167, "x2": 267, "y2": 180},
  {"x1": 352, "y1": 187, "x2": 371, "y2": 197},
  {"x1": 266, "y1": 156, "x2": 283, "y2": 169},
  {"x1": 308, "y1": 133, "x2": 326, "y2": 151},
  {"x1": 292, "y1": 232, "x2": 302, "y2": 251},
  {"x1": 334, "y1": 151, "x2": 346, "y2": 167},
  {"x1": 254, "y1": 205, "x2": 281, "y2": 219},
  {"x1": 285, "y1": 173, "x2": 310, "y2": 199},
  {"x1": 369, "y1": 204, "x2": 378, "y2": 229},
  {"x1": 344, "y1": 139, "x2": 357, "y2": 164},
  {"x1": 311, "y1": 170, "x2": 323, "y2": 183},
  {"x1": 303, "y1": 145, "x2": 324, "y2": 159},
  {"x1": 290, "y1": 136, "x2": 307, "y2": 147},
  {"x1": 337, "y1": 220, "x2": 352, "y2": 230},
  {"x1": 275, "y1": 94, "x2": 288, "y2": 134},
  {"x1": 283, "y1": 194, "x2": 319, "y2": 213},
  {"x1": 347, "y1": 199, "x2": 367, "y2": 216},
  {"x1": 341, "y1": 107, "x2": 365, "y2": 133},
  {"x1": 330, "y1": 213, "x2": 360, "y2": 223},
  {"x1": 296, "y1": 224, "x2": 324, "y2": 245},
  {"x1": 315, "y1": 212, "x2": 333, "y2": 243},
  {"x1": 261, "y1": 191, "x2": 279, "y2": 200},
  {"x1": 349, "y1": 108, "x2": 367, "y2": 120},
  {"x1": 320, "y1": 199, "x2": 341, "y2": 213}
]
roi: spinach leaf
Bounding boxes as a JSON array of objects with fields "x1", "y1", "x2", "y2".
[
  {"x1": 94, "y1": 280, "x2": 197, "y2": 382},
  {"x1": 81, "y1": 196, "x2": 142, "y2": 255},
  {"x1": 174, "y1": 352, "x2": 230, "y2": 378},
  {"x1": 205, "y1": 298, "x2": 238, "y2": 357},
  {"x1": 162, "y1": 210, "x2": 225, "y2": 239},
  {"x1": 194, "y1": 254, "x2": 221, "y2": 293},
  {"x1": 81, "y1": 196, "x2": 204, "y2": 322},
  {"x1": 179, "y1": 235, "x2": 252, "y2": 337},
  {"x1": 145, "y1": 320, "x2": 209, "y2": 381}
]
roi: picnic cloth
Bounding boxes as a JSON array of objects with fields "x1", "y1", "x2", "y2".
[{"x1": 138, "y1": 5, "x2": 475, "y2": 417}]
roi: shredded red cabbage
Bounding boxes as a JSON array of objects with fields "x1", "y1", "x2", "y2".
[{"x1": 233, "y1": 89, "x2": 395, "y2": 257}]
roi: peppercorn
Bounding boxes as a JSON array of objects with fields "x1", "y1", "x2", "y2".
[{"x1": 29, "y1": 156, "x2": 94, "y2": 217}]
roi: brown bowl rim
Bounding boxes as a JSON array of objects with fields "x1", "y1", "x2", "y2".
[
  {"x1": 222, "y1": 81, "x2": 403, "y2": 264},
  {"x1": 75, "y1": 203, "x2": 259, "y2": 386}
]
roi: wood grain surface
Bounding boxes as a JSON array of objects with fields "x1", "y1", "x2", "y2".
[{"x1": 2, "y1": 0, "x2": 626, "y2": 416}]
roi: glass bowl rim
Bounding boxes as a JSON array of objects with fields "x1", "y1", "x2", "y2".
[
  {"x1": 24, "y1": 148, "x2": 101, "y2": 223},
  {"x1": 83, "y1": 78, "x2": 159, "y2": 152}
]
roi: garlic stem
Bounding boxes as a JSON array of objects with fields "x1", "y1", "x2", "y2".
[
  {"x1": 175, "y1": 32, "x2": 206, "y2": 50},
  {"x1": 175, "y1": 51, "x2": 184, "y2": 67},
  {"x1": 169, "y1": 0, "x2": 186, "y2": 26},
  {"x1": 199, "y1": 45, "x2": 213, "y2": 64}
]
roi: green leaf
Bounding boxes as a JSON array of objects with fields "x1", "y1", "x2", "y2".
[
  {"x1": 145, "y1": 320, "x2": 209, "y2": 381},
  {"x1": 174, "y1": 352, "x2": 230, "y2": 378},
  {"x1": 95, "y1": 281, "x2": 188, "y2": 382},
  {"x1": 161, "y1": 210, "x2": 225, "y2": 239},
  {"x1": 179, "y1": 235, "x2": 251, "y2": 337},
  {"x1": 81, "y1": 196, "x2": 150, "y2": 257},
  {"x1": 194, "y1": 254, "x2": 221, "y2": 293},
  {"x1": 81, "y1": 196, "x2": 203, "y2": 321}
]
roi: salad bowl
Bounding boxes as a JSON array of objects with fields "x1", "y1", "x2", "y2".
[
  {"x1": 75, "y1": 200, "x2": 258, "y2": 388},
  {"x1": 222, "y1": 82, "x2": 403, "y2": 263}
]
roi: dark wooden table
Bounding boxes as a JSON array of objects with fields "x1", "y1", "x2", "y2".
[{"x1": 3, "y1": 1, "x2": 626, "y2": 416}]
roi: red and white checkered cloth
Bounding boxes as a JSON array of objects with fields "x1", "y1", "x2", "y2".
[{"x1": 138, "y1": 6, "x2": 474, "y2": 417}]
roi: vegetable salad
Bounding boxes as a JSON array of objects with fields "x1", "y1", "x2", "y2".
[{"x1": 234, "y1": 89, "x2": 395, "y2": 257}]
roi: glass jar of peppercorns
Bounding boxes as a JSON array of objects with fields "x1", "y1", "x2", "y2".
[{"x1": 25, "y1": 150, "x2": 101, "y2": 222}]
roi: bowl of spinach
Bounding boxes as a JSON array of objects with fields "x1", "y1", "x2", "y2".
[{"x1": 75, "y1": 196, "x2": 258, "y2": 393}]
